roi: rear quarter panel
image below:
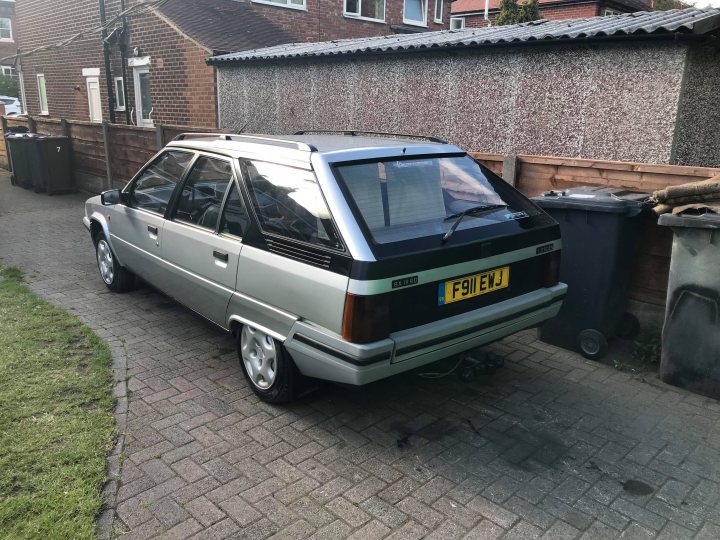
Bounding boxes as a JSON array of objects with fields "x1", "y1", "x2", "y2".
[{"x1": 233, "y1": 245, "x2": 349, "y2": 337}]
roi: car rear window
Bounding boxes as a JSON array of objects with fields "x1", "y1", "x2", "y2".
[{"x1": 333, "y1": 155, "x2": 539, "y2": 244}]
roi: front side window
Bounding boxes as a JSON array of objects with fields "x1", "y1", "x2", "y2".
[
  {"x1": 345, "y1": 0, "x2": 386, "y2": 21},
  {"x1": 174, "y1": 157, "x2": 233, "y2": 230},
  {"x1": 36, "y1": 74, "x2": 48, "y2": 114},
  {"x1": 252, "y1": 0, "x2": 305, "y2": 9},
  {"x1": 334, "y1": 155, "x2": 539, "y2": 245},
  {"x1": 129, "y1": 151, "x2": 193, "y2": 214},
  {"x1": 404, "y1": 0, "x2": 427, "y2": 25},
  {"x1": 0, "y1": 18, "x2": 12, "y2": 41},
  {"x1": 245, "y1": 160, "x2": 342, "y2": 249}
]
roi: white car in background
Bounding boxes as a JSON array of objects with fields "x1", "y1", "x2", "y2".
[{"x1": 0, "y1": 95, "x2": 21, "y2": 115}]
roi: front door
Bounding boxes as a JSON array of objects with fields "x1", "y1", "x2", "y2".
[
  {"x1": 86, "y1": 76, "x2": 102, "y2": 123},
  {"x1": 110, "y1": 150, "x2": 194, "y2": 287},
  {"x1": 161, "y1": 156, "x2": 246, "y2": 326},
  {"x1": 133, "y1": 66, "x2": 154, "y2": 127}
]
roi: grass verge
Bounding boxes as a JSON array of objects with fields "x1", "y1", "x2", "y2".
[{"x1": 0, "y1": 266, "x2": 115, "y2": 539}]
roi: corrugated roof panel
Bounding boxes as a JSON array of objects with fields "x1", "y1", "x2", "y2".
[{"x1": 208, "y1": 8, "x2": 720, "y2": 64}]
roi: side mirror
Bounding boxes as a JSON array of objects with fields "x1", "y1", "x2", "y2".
[{"x1": 101, "y1": 189, "x2": 122, "y2": 206}]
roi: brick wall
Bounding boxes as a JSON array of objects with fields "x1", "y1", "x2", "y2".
[
  {"x1": 0, "y1": 0, "x2": 17, "y2": 71},
  {"x1": 250, "y1": 0, "x2": 452, "y2": 41},
  {"x1": 461, "y1": 1, "x2": 627, "y2": 27},
  {"x1": 16, "y1": 0, "x2": 217, "y2": 127}
]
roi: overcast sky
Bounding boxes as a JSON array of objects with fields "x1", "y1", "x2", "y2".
[{"x1": 695, "y1": 0, "x2": 720, "y2": 6}]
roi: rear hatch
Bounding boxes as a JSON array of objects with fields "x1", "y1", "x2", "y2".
[{"x1": 331, "y1": 153, "x2": 561, "y2": 342}]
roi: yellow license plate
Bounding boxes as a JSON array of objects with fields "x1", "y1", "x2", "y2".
[{"x1": 438, "y1": 266, "x2": 510, "y2": 305}]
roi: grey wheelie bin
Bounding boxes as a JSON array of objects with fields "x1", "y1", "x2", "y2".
[
  {"x1": 658, "y1": 213, "x2": 720, "y2": 399},
  {"x1": 533, "y1": 187, "x2": 650, "y2": 359}
]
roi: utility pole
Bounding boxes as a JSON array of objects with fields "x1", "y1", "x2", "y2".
[{"x1": 98, "y1": 0, "x2": 116, "y2": 124}]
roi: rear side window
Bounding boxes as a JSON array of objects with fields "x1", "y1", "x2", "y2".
[
  {"x1": 334, "y1": 155, "x2": 539, "y2": 244},
  {"x1": 244, "y1": 160, "x2": 342, "y2": 250},
  {"x1": 129, "y1": 150, "x2": 193, "y2": 214},
  {"x1": 174, "y1": 157, "x2": 232, "y2": 231}
]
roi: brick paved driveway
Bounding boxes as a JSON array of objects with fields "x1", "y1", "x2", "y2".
[{"x1": 2, "y1": 175, "x2": 720, "y2": 540}]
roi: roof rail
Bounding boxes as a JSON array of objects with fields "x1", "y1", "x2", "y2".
[
  {"x1": 173, "y1": 132, "x2": 223, "y2": 141},
  {"x1": 294, "y1": 130, "x2": 448, "y2": 144},
  {"x1": 172, "y1": 132, "x2": 316, "y2": 152}
]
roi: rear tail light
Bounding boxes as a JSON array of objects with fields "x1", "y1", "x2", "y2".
[
  {"x1": 541, "y1": 250, "x2": 561, "y2": 288},
  {"x1": 342, "y1": 292, "x2": 391, "y2": 344}
]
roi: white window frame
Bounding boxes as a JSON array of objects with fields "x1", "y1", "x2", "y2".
[
  {"x1": 604, "y1": 8, "x2": 621, "y2": 15},
  {"x1": 251, "y1": 0, "x2": 306, "y2": 10},
  {"x1": 450, "y1": 16, "x2": 465, "y2": 29},
  {"x1": 36, "y1": 73, "x2": 48, "y2": 115},
  {"x1": 403, "y1": 0, "x2": 428, "y2": 27},
  {"x1": 343, "y1": 0, "x2": 386, "y2": 23},
  {"x1": 434, "y1": 0, "x2": 443, "y2": 23},
  {"x1": 0, "y1": 65, "x2": 16, "y2": 77},
  {"x1": 114, "y1": 76, "x2": 126, "y2": 111},
  {"x1": 0, "y1": 18, "x2": 12, "y2": 42}
]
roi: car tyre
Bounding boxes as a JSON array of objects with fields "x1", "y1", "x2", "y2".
[
  {"x1": 237, "y1": 325, "x2": 298, "y2": 404},
  {"x1": 95, "y1": 232, "x2": 134, "y2": 293},
  {"x1": 577, "y1": 329, "x2": 608, "y2": 360}
]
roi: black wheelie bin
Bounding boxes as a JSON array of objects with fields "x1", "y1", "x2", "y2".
[
  {"x1": 29, "y1": 135, "x2": 75, "y2": 194},
  {"x1": 533, "y1": 187, "x2": 650, "y2": 359},
  {"x1": 6, "y1": 131, "x2": 36, "y2": 189}
]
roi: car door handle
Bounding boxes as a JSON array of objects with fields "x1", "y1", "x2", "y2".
[
  {"x1": 213, "y1": 250, "x2": 229, "y2": 262},
  {"x1": 148, "y1": 225, "x2": 158, "y2": 235}
]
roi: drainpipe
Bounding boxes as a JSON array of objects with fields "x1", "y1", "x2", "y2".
[
  {"x1": 484, "y1": 0, "x2": 491, "y2": 27},
  {"x1": 99, "y1": 0, "x2": 116, "y2": 123},
  {"x1": 16, "y1": 56, "x2": 28, "y2": 114},
  {"x1": 119, "y1": 0, "x2": 131, "y2": 124}
]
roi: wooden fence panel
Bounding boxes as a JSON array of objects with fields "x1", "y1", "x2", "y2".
[
  {"x1": 473, "y1": 153, "x2": 720, "y2": 307},
  {"x1": 67, "y1": 121, "x2": 105, "y2": 177},
  {"x1": 108, "y1": 125, "x2": 157, "y2": 186}
]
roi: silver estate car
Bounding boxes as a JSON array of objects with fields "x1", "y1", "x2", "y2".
[{"x1": 84, "y1": 132, "x2": 567, "y2": 403}]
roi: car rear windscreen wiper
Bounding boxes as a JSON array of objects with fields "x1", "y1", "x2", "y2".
[{"x1": 441, "y1": 203, "x2": 508, "y2": 244}]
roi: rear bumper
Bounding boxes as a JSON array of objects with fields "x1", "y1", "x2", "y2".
[{"x1": 285, "y1": 283, "x2": 567, "y2": 385}]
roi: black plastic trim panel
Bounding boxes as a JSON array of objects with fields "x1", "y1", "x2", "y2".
[{"x1": 292, "y1": 334, "x2": 390, "y2": 366}]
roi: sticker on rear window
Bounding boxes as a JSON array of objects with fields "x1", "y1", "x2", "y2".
[{"x1": 504, "y1": 211, "x2": 529, "y2": 220}]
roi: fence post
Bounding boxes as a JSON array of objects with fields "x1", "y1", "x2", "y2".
[
  {"x1": 27, "y1": 115, "x2": 36, "y2": 133},
  {"x1": 502, "y1": 154, "x2": 518, "y2": 187},
  {"x1": 102, "y1": 121, "x2": 112, "y2": 190},
  {"x1": 60, "y1": 118, "x2": 70, "y2": 137},
  {"x1": 155, "y1": 124, "x2": 165, "y2": 150},
  {"x1": 0, "y1": 116, "x2": 7, "y2": 135}
]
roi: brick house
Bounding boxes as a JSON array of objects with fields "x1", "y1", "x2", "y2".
[
  {"x1": 450, "y1": 0, "x2": 651, "y2": 28},
  {"x1": 15, "y1": 0, "x2": 452, "y2": 128},
  {"x1": 0, "y1": 0, "x2": 16, "y2": 77}
]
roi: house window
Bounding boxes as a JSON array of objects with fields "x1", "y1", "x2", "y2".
[
  {"x1": 344, "y1": 0, "x2": 386, "y2": 21},
  {"x1": 450, "y1": 16, "x2": 465, "y2": 29},
  {"x1": 1, "y1": 65, "x2": 16, "y2": 77},
  {"x1": 604, "y1": 8, "x2": 621, "y2": 15},
  {"x1": 114, "y1": 77, "x2": 126, "y2": 111},
  {"x1": 252, "y1": 0, "x2": 306, "y2": 9},
  {"x1": 434, "y1": 0, "x2": 443, "y2": 22},
  {"x1": 37, "y1": 74, "x2": 48, "y2": 115},
  {"x1": 0, "y1": 18, "x2": 12, "y2": 41},
  {"x1": 404, "y1": 0, "x2": 427, "y2": 26}
]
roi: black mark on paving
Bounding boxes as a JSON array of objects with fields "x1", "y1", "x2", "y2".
[{"x1": 623, "y1": 479, "x2": 655, "y2": 496}]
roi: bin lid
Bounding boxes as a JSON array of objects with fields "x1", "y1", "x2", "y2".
[
  {"x1": 658, "y1": 211, "x2": 720, "y2": 229},
  {"x1": 533, "y1": 187, "x2": 650, "y2": 215}
]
